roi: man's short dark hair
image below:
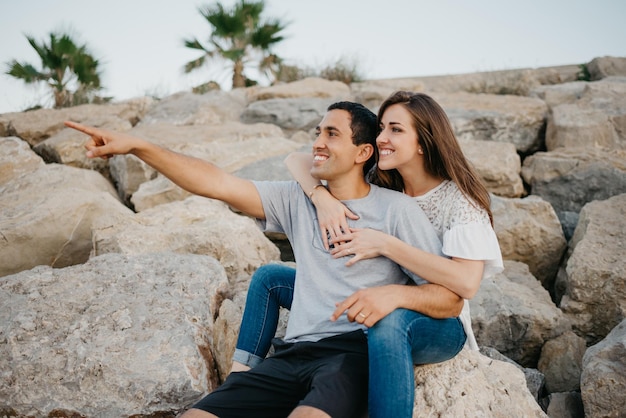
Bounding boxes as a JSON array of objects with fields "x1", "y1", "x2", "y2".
[{"x1": 327, "y1": 102, "x2": 378, "y2": 175}]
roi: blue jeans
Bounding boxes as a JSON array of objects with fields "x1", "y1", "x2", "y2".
[
  {"x1": 367, "y1": 309, "x2": 466, "y2": 418},
  {"x1": 234, "y1": 264, "x2": 466, "y2": 417},
  {"x1": 233, "y1": 264, "x2": 296, "y2": 368}
]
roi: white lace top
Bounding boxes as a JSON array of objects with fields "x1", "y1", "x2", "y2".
[{"x1": 413, "y1": 180, "x2": 503, "y2": 350}]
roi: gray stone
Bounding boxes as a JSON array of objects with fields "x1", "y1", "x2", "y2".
[
  {"x1": 0, "y1": 164, "x2": 132, "y2": 277},
  {"x1": 491, "y1": 195, "x2": 567, "y2": 289},
  {"x1": 0, "y1": 252, "x2": 229, "y2": 417},
  {"x1": 521, "y1": 146, "x2": 626, "y2": 217},
  {"x1": 558, "y1": 194, "x2": 626, "y2": 344},
  {"x1": 537, "y1": 331, "x2": 586, "y2": 393},
  {"x1": 92, "y1": 196, "x2": 281, "y2": 284},
  {"x1": 470, "y1": 261, "x2": 570, "y2": 367},
  {"x1": 412, "y1": 348, "x2": 547, "y2": 417},
  {"x1": 580, "y1": 319, "x2": 626, "y2": 418}
]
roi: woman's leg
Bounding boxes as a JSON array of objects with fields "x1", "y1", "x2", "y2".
[
  {"x1": 232, "y1": 264, "x2": 296, "y2": 370},
  {"x1": 367, "y1": 309, "x2": 466, "y2": 418}
]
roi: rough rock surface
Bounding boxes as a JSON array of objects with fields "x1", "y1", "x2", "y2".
[
  {"x1": 0, "y1": 252, "x2": 229, "y2": 417},
  {"x1": 580, "y1": 319, "x2": 626, "y2": 418}
]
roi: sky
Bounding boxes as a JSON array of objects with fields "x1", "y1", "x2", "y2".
[{"x1": 1, "y1": 0, "x2": 625, "y2": 114}]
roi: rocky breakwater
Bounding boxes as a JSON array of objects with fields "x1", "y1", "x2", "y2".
[{"x1": 1, "y1": 56, "x2": 625, "y2": 417}]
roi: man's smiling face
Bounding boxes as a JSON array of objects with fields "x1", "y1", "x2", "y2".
[{"x1": 310, "y1": 109, "x2": 359, "y2": 181}]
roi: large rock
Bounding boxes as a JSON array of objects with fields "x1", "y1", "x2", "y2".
[
  {"x1": 521, "y1": 146, "x2": 626, "y2": 221},
  {"x1": 91, "y1": 196, "x2": 281, "y2": 284},
  {"x1": 587, "y1": 56, "x2": 626, "y2": 80},
  {"x1": 557, "y1": 194, "x2": 626, "y2": 344},
  {"x1": 546, "y1": 103, "x2": 619, "y2": 150},
  {"x1": 470, "y1": 261, "x2": 571, "y2": 367},
  {"x1": 461, "y1": 139, "x2": 524, "y2": 198},
  {"x1": 412, "y1": 348, "x2": 547, "y2": 417},
  {"x1": 0, "y1": 252, "x2": 229, "y2": 417},
  {"x1": 0, "y1": 136, "x2": 45, "y2": 184},
  {"x1": 241, "y1": 97, "x2": 336, "y2": 133},
  {"x1": 138, "y1": 90, "x2": 247, "y2": 126},
  {"x1": 0, "y1": 163, "x2": 132, "y2": 277},
  {"x1": 580, "y1": 319, "x2": 626, "y2": 418},
  {"x1": 491, "y1": 195, "x2": 567, "y2": 290},
  {"x1": 246, "y1": 77, "x2": 351, "y2": 102},
  {"x1": 545, "y1": 78, "x2": 626, "y2": 150},
  {"x1": 537, "y1": 331, "x2": 586, "y2": 393},
  {"x1": 432, "y1": 92, "x2": 549, "y2": 154},
  {"x1": 0, "y1": 98, "x2": 153, "y2": 147}
]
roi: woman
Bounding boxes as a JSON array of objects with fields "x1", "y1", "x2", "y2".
[{"x1": 232, "y1": 91, "x2": 503, "y2": 417}]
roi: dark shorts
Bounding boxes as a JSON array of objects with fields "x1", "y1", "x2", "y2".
[{"x1": 192, "y1": 330, "x2": 368, "y2": 418}]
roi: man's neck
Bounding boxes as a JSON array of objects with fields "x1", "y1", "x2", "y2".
[{"x1": 326, "y1": 178, "x2": 371, "y2": 201}]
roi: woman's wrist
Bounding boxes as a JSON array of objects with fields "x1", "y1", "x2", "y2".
[{"x1": 308, "y1": 184, "x2": 326, "y2": 203}]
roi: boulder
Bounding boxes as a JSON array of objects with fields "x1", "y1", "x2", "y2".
[
  {"x1": 0, "y1": 98, "x2": 152, "y2": 147},
  {"x1": 545, "y1": 78, "x2": 626, "y2": 150},
  {"x1": 521, "y1": 146, "x2": 626, "y2": 220},
  {"x1": 91, "y1": 196, "x2": 281, "y2": 284},
  {"x1": 411, "y1": 348, "x2": 547, "y2": 417},
  {"x1": 587, "y1": 56, "x2": 626, "y2": 80},
  {"x1": 138, "y1": 90, "x2": 247, "y2": 126},
  {"x1": 241, "y1": 97, "x2": 337, "y2": 133},
  {"x1": 537, "y1": 331, "x2": 586, "y2": 393},
  {"x1": 432, "y1": 92, "x2": 549, "y2": 154},
  {"x1": 460, "y1": 139, "x2": 524, "y2": 198},
  {"x1": 0, "y1": 163, "x2": 132, "y2": 277},
  {"x1": 0, "y1": 252, "x2": 229, "y2": 417},
  {"x1": 580, "y1": 319, "x2": 626, "y2": 418},
  {"x1": 491, "y1": 195, "x2": 567, "y2": 290},
  {"x1": 470, "y1": 261, "x2": 571, "y2": 367},
  {"x1": 0, "y1": 136, "x2": 45, "y2": 184},
  {"x1": 246, "y1": 77, "x2": 351, "y2": 102},
  {"x1": 557, "y1": 194, "x2": 626, "y2": 344}
]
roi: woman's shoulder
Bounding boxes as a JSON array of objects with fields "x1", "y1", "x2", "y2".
[{"x1": 433, "y1": 181, "x2": 490, "y2": 226}]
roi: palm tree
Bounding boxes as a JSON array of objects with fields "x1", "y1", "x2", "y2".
[
  {"x1": 183, "y1": 0, "x2": 288, "y2": 88},
  {"x1": 5, "y1": 31, "x2": 103, "y2": 108}
]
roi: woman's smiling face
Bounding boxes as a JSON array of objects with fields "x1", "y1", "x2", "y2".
[{"x1": 376, "y1": 104, "x2": 422, "y2": 171}]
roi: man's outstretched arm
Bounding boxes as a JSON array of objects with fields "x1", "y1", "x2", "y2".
[{"x1": 65, "y1": 121, "x2": 265, "y2": 219}]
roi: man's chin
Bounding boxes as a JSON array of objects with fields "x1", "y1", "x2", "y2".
[{"x1": 310, "y1": 168, "x2": 325, "y2": 180}]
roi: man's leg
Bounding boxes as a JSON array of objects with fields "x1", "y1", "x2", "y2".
[
  {"x1": 232, "y1": 264, "x2": 295, "y2": 372},
  {"x1": 295, "y1": 333, "x2": 369, "y2": 418},
  {"x1": 367, "y1": 309, "x2": 466, "y2": 418},
  {"x1": 180, "y1": 409, "x2": 218, "y2": 418},
  {"x1": 288, "y1": 405, "x2": 331, "y2": 418},
  {"x1": 191, "y1": 353, "x2": 307, "y2": 418}
]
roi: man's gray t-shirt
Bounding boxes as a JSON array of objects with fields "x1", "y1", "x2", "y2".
[{"x1": 253, "y1": 181, "x2": 443, "y2": 343}]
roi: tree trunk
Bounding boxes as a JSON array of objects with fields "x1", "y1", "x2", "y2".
[{"x1": 232, "y1": 59, "x2": 246, "y2": 88}]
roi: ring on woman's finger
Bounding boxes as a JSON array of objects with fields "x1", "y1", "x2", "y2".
[{"x1": 358, "y1": 312, "x2": 366, "y2": 319}]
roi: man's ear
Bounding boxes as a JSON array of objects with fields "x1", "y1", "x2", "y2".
[{"x1": 355, "y1": 143, "x2": 374, "y2": 165}]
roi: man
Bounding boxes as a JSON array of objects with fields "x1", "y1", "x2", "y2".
[{"x1": 65, "y1": 102, "x2": 462, "y2": 418}]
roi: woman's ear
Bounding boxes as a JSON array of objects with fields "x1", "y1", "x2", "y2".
[{"x1": 356, "y1": 143, "x2": 374, "y2": 165}]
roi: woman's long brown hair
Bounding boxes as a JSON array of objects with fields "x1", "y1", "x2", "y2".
[{"x1": 369, "y1": 91, "x2": 493, "y2": 225}]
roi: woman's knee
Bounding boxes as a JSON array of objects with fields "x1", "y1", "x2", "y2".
[{"x1": 369, "y1": 309, "x2": 412, "y2": 343}]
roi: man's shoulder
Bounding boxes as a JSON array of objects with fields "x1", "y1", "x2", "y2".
[{"x1": 370, "y1": 184, "x2": 416, "y2": 205}]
